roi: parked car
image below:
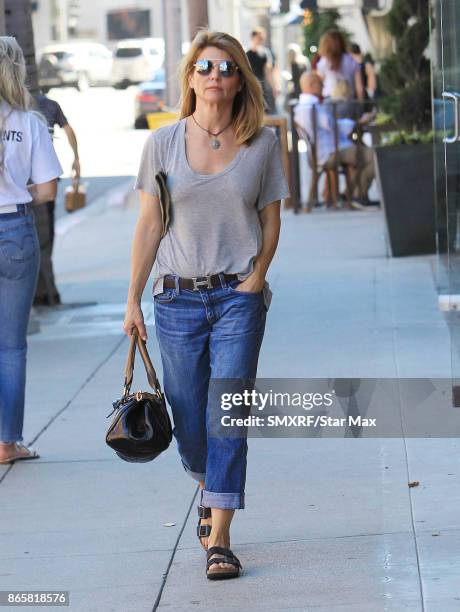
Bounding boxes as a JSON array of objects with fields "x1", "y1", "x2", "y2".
[
  {"x1": 134, "y1": 70, "x2": 166, "y2": 128},
  {"x1": 112, "y1": 38, "x2": 164, "y2": 89},
  {"x1": 38, "y1": 42, "x2": 113, "y2": 93}
]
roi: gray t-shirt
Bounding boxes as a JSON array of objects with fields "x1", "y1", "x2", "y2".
[{"x1": 134, "y1": 118, "x2": 290, "y2": 307}]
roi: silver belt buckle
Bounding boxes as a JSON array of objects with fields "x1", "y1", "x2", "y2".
[{"x1": 191, "y1": 276, "x2": 213, "y2": 290}]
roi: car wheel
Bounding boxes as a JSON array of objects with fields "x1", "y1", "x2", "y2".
[{"x1": 76, "y1": 72, "x2": 90, "y2": 92}]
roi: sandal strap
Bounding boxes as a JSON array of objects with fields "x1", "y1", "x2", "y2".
[
  {"x1": 206, "y1": 547, "x2": 242, "y2": 569},
  {"x1": 197, "y1": 523, "x2": 212, "y2": 538},
  {"x1": 197, "y1": 505, "x2": 211, "y2": 519},
  {"x1": 207, "y1": 556, "x2": 242, "y2": 570}
]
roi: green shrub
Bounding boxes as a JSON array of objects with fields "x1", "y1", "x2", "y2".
[{"x1": 379, "y1": 0, "x2": 431, "y2": 133}]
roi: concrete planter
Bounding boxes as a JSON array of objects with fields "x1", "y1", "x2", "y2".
[{"x1": 374, "y1": 143, "x2": 436, "y2": 257}]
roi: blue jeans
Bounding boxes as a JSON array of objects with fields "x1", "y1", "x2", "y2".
[
  {"x1": 154, "y1": 274, "x2": 267, "y2": 509},
  {"x1": 0, "y1": 206, "x2": 39, "y2": 443}
]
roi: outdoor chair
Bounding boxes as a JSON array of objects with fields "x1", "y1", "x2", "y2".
[{"x1": 294, "y1": 109, "x2": 352, "y2": 213}]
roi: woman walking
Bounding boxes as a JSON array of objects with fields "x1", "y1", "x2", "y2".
[
  {"x1": 124, "y1": 30, "x2": 289, "y2": 579},
  {"x1": 0, "y1": 37, "x2": 62, "y2": 464}
]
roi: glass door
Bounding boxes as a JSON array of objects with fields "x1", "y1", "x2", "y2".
[{"x1": 433, "y1": 0, "x2": 460, "y2": 404}]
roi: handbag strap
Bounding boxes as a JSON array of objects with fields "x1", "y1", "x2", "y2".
[{"x1": 123, "y1": 332, "x2": 161, "y2": 398}]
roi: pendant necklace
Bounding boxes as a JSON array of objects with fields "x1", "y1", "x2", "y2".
[{"x1": 191, "y1": 114, "x2": 232, "y2": 150}]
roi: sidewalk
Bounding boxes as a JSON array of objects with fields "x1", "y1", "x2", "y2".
[{"x1": 0, "y1": 195, "x2": 459, "y2": 612}]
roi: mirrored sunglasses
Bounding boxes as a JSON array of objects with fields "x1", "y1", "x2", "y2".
[{"x1": 194, "y1": 59, "x2": 239, "y2": 78}]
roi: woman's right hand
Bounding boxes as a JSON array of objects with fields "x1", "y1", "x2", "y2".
[{"x1": 124, "y1": 301, "x2": 148, "y2": 341}]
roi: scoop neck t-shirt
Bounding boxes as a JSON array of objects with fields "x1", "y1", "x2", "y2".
[{"x1": 134, "y1": 118, "x2": 290, "y2": 308}]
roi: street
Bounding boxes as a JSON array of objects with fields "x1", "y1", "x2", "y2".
[{"x1": 47, "y1": 86, "x2": 149, "y2": 218}]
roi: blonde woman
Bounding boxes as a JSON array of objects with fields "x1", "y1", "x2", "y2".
[
  {"x1": 124, "y1": 30, "x2": 289, "y2": 579},
  {"x1": 0, "y1": 37, "x2": 62, "y2": 464}
]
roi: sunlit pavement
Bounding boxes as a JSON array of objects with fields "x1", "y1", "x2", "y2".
[{"x1": 47, "y1": 85, "x2": 151, "y2": 219}]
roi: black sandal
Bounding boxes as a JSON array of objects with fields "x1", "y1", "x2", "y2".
[
  {"x1": 206, "y1": 546, "x2": 242, "y2": 580},
  {"x1": 197, "y1": 504, "x2": 212, "y2": 548}
]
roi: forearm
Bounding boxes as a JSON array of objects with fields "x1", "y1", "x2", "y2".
[
  {"x1": 253, "y1": 214, "x2": 281, "y2": 279},
  {"x1": 28, "y1": 179, "x2": 57, "y2": 204},
  {"x1": 63, "y1": 125, "x2": 79, "y2": 160},
  {"x1": 127, "y1": 219, "x2": 162, "y2": 304}
]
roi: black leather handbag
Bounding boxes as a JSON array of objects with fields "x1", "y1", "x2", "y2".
[{"x1": 106, "y1": 332, "x2": 172, "y2": 463}]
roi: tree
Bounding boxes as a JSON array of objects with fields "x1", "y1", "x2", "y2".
[
  {"x1": 5, "y1": 0, "x2": 39, "y2": 94},
  {"x1": 302, "y1": 9, "x2": 348, "y2": 60},
  {"x1": 187, "y1": 0, "x2": 208, "y2": 41},
  {"x1": 379, "y1": 0, "x2": 431, "y2": 132}
]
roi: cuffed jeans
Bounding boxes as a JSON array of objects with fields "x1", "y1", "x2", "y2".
[
  {"x1": 0, "y1": 206, "x2": 39, "y2": 443},
  {"x1": 154, "y1": 274, "x2": 267, "y2": 509}
]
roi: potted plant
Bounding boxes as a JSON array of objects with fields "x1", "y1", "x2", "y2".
[{"x1": 374, "y1": 0, "x2": 435, "y2": 257}]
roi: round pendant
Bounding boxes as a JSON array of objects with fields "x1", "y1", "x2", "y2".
[{"x1": 211, "y1": 138, "x2": 221, "y2": 150}]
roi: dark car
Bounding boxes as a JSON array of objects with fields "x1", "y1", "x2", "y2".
[{"x1": 134, "y1": 70, "x2": 166, "y2": 128}]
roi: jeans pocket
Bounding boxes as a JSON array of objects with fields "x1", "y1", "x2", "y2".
[
  {"x1": 0, "y1": 221, "x2": 37, "y2": 263},
  {"x1": 0, "y1": 220, "x2": 39, "y2": 281},
  {"x1": 154, "y1": 288, "x2": 176, "y2": 303},
  {"x1": 227, "y1": 282, "x2": 262, "y2": 297}
]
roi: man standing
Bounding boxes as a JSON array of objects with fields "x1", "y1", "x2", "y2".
[
  {"x1": 246, "y1": 27, "x2": 278, "y2": 115},
  {"x1": 33, "y1": 92, "x2": 80, "y2": 305}
]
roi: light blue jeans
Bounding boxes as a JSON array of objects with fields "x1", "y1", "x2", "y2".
[
  {"x1": 154, "y1": 274, "x2": 267, "y2": 509},
  {"x1": 0, "y1": 205, "x2": 39, "y2": 444}
]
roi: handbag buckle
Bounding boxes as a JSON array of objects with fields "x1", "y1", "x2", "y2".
[
  {"x1": 136, "y1": 391, "x2": 143, "y2": 401},
  {"x1": 192, "y1": 276, "x2": 213, "y2": 290}
]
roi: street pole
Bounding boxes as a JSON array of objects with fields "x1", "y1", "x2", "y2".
[
  {"x1": 187, "y1": 0, "x2": 208, "y2": 40},
  {"x1": 162, "y1": 0, "x2": 183, "y2": 109},
  {"x1": 58, "y1": 0, "x2": 68, "y2": 41}
]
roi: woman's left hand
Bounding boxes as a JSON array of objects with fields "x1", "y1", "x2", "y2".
[{"x1": 233, "y1": 272, "x2": 265, "y2": 293}]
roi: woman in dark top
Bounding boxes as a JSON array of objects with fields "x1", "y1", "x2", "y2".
[{"x1": 349, "y1": 43, "x2": 377, "y2": 101}]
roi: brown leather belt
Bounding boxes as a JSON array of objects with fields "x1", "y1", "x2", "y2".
[{"x1": 163, "y1": 273, "x2": 238, "y2": 291}]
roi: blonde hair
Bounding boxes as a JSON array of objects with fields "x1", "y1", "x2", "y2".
[
  {"x1": 0, "y1": 37, "x2": 32, "y2": 169},
  {"x1": 179, "y1": 30, "x2": 264, "y2": 146},
  {"x1": 287, "y1": 43, "x2": 308, "y2": 67},
  {"x1": 331, "y1": 78, "x2": 352, "y2": 100}
]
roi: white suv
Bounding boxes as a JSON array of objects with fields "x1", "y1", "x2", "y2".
[{"x1": 111, "y1": 38, "x2": 164, "y2": 89}]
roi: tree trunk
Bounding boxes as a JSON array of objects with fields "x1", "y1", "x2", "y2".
[
  {"x1": 0, "y1": 0, "x2": 6, "y2": 36},
  {"x1": 187, "y1": 0, "x2": 208, "y2": 41},
  {"x1": 5, "y1": 0, "x2": 39, "y2": 94},
  {"x1": 162, "y1": 0, "x2": 182, "y2": 108}
]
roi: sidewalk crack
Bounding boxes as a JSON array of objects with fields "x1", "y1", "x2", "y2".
[{"x1": 151, "y1": 487, "x2": 199, "y2": 612}]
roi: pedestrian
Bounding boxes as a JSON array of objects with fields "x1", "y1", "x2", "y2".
[
  {"x1": 286, "y1": 43, "x2": 310, "y2": 101},
  {"x1": 349, "y1": 43, "x2": 377, "y2": 102},
  {"x1": 32, "y1": 91, "x2": 80, "y2": 306},
  {"x1": 246, "y1": 27, "x2": 278, "y2": 114},
  {"x1": 124, "y1": 30, "x2": 289, "y2": 579},
  {"x1": 316, "y1": 30, "x2": 365, "y2": 108},
  {"x1": 0, "y1": 37, "x2": 62, "y2": 464},
  {"x1": 294, "y1": 72, "x2": 377, "y2": 208}
]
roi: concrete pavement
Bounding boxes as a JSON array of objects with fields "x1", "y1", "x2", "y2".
[{"x1": 0, "y1": 195, "x2": 459, "y2": 612}]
